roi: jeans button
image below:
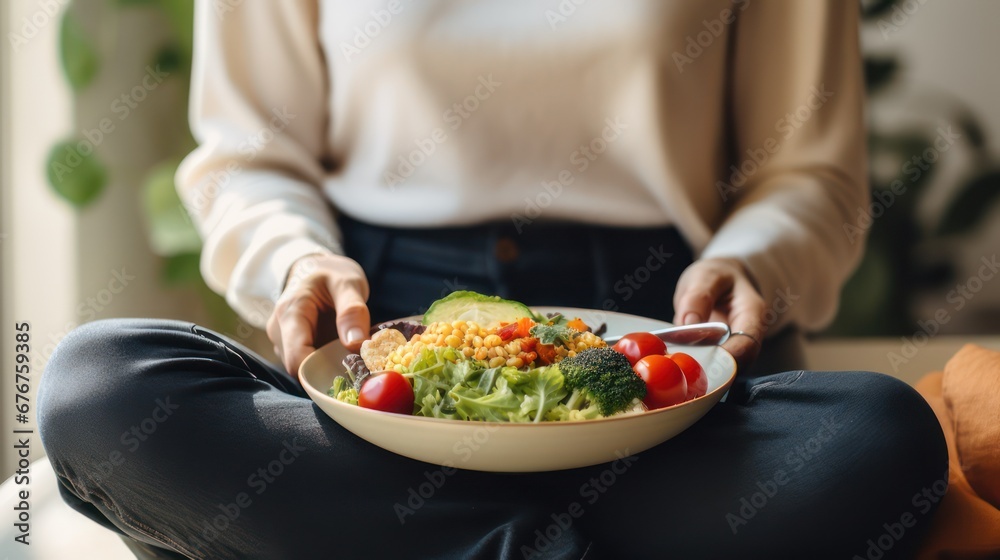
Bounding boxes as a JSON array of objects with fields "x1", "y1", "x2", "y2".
[{"x1": 494, "y1": 237, "x2": 519, "y2": 264}]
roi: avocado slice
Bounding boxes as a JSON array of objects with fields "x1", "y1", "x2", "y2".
[{"x1": 422, "y1": 291, "x2": 534, "y2": 327}]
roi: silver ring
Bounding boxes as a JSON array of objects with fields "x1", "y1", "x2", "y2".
[{"x1": 730, "y1": 331, "x2": 761, "y2": 346}]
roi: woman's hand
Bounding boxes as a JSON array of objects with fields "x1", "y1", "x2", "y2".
[
  {"x1": 266, "y1": 254, "x2": 371, "y2": 378},
  {"x1": 673, "y1": 257, "x2": 766, "y2": 373}
]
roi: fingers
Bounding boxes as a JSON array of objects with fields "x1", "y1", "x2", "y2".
[
  {"x1": 674, "y1": 258, "x2": 768, "y2": 374},
  {"x1": 332, "y1": 282, "x2": 370, "y2": 352},
  {"x1": 673, "y1": 264, "x2": 734, "y2": 326},
  {"x1": 265, "y1": 254, "x2": 372, "y2": 379},
  {"x1": 278, "y1": 297, "x2": 319, "y2": 378},
  {"x1": 721, "y1": 277, "x2": 767, "y2": 373},
  {"x1": 266, "y1": 293, "x2": 318, "y2": 379}
]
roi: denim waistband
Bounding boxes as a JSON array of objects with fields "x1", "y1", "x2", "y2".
[{"x1": 338, "y1": 213, "x2": 695, "y2": 322}]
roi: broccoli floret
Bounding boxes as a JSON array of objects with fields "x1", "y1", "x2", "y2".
[
  {"x1": 557, "y1": 347, "x2": 646, "y2": 416},
  {"x1": 329, "y1": 376, "x2": 359, "y2": 405}
]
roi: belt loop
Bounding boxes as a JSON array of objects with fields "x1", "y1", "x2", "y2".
[
  {"x1": 589, "y1": 227, "x2": 610, "y2": 309},
  {"x1": 485, "y1": 223, "x2": 509, "y2": 298}
]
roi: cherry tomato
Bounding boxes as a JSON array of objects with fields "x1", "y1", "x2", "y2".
[
  {"x1": 612, "y1": 332, "x2": 667, "y2": 366},
  {"x1": 358, "y1": 371, "x2": 414, "y2": 414},
  {"x1": 634, "y1": 355, "x2": 688, "y2": 409},
  {"x1": 667, "y1": 352, "x2": 708, "y2": 399}
]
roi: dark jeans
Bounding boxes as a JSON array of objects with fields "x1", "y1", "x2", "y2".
[{"x1": 38, "y1": 218, "x2": 947, "y2": 559}]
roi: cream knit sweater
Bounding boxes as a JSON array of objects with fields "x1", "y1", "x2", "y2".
[{"x1": 177, "y1": 0, "x2": 868, "y2": 332}]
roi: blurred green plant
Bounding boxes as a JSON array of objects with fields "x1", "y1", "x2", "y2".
[
  {"x1": 826, "y1": 1, "x2": 1000, "y2": 335},
  {"x1": 49, "y1": 0, "x2": 239, "y2": 334}
]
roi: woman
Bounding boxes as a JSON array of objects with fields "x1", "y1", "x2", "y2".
[{"x1": 39, "y1": 1, "x2": 947, "y2": 558}]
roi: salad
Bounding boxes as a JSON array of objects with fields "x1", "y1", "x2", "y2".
[{"x1": 328, "y1": 291, "x2": 708, "y2": 422}]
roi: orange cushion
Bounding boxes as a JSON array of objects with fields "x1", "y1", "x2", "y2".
[
  {"x1": 942, "y1": 344, "x2": 1000, "y2": 508},
  {"x1": 914, "y1": 349, "x2": 1000, "y2": 560}
]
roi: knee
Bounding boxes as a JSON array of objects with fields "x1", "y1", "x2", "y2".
[
  {"x1": 853, "y1": 372, "x2": 943, "y2": 444},
  {"x1": 837, "y1": 371, "x2": 946, "y2": 469},
  {"x1": 38, "y1": 318, "x2": 193, "y2": 458},
  {"x1": 824, "y1": 372, "x2": 948, "y2": 553},
  {"x1": 812, "y1": 371, "x2": 949, "y2": 529},
  {"x1": 40, "y1": 319, "x2": 158, "y2": 407}
]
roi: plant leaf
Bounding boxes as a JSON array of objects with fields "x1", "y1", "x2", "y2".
[
  {"x1": 956, "y1": 113, "x2": 987, "y2": 151},
  {"x1": 155, "y1": 0, "x2": 194, "y2": 59},
  {"x1": 152, "y1": 43, "x2": 184, "y2": 74},
  {"x1": 861, "y1": 0, "x2": 899, "y2": 20},
  {"x1": 825, "y1": 243, "x2": 895, "y2": 336},
  {"x1": 59, "y1": 11, "x2": 99, "y2": 91},
  {"x1": 868, "y1": 131, "x2": 936, "y2": 195},
  {"x1": 161, "y1": 252, "x2": 202, "y2": 285},
  {"x1": 863, "y1": 56, "x2": 899, "y2": 94},
  {"x1": 937, "y1": 169, "x2": 1000, "y2": 236},
  {"x1": 142, "y1": 161, "x2": 203, "y2": 256},
  {"x1": 45, "y1": 139, "x2": 107, "y2": 207}
]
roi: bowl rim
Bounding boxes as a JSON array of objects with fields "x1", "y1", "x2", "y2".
[{"x1": 300, "y1": 307, "x2": 737, "y2": 428}]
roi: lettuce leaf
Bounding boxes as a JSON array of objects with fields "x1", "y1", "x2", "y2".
[{"x1": 451, "y1": 378, "x2": 523, "y2": 422}]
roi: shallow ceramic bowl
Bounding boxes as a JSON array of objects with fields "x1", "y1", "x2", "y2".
[{"x1": 300, "y1": 307, "x2": 736, "y2": 472}]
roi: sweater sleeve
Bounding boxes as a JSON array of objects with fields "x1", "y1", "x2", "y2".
[
  {"x1": 700, "y1": 0, "x2": 869, "y2": 333},
  {"x1": 176, "y1": 0, "x2": 340, "y2": 328}
]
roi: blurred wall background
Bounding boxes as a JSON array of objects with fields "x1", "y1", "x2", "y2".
[
  {"x1": 2, "y1": 0, "x2": 999, "y2": 479},
  {"x1": 827, "y1": 0, "x2": 1000, "y2": 336}
]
